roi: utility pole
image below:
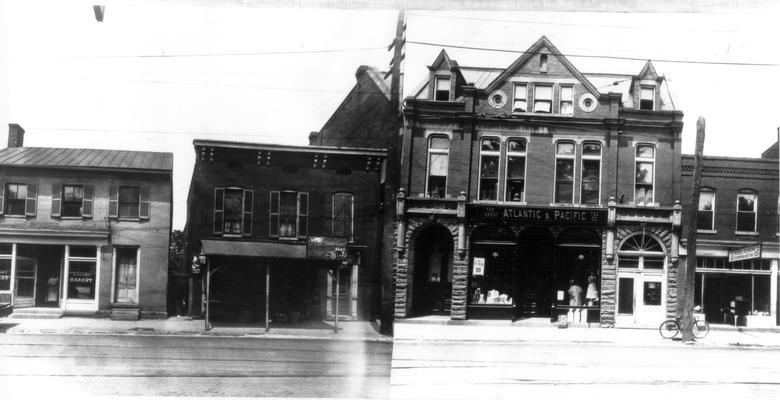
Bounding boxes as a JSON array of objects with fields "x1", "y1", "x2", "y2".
[
  {"x1": 680, "y1": 117, "x2": 705, "y2": 342},
  {"x1": 378, "y1": 9, "x2": 405, "y2": 335}
]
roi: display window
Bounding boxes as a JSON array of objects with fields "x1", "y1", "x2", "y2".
[
  {"x1": 0, "y1": 259, "x2": 11, "y2": 291},
  {"x1": 469, "y1": 248, "x2": 514, "y2": 307}
]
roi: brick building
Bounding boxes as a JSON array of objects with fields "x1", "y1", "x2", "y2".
[
  {"x1": 0, "y1": 124, "x2": 173, "y2": 320},
  {"x1": 681, "y1": 142, "x2": 779, "y2": 328},
  {"x1": 184, "y1": 140, "x2": 386, "y2": 328},
  {"x1": 392, "y1": 36, "x2": 685, "y2": 328}
]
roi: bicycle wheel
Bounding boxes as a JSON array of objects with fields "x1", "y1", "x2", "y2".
[
  {"x1": 659, "y1": 319, "x2": 680, "y2": 339},
  {"x1": 692, "y1": 320, "x2": 710, "y2": 339}
]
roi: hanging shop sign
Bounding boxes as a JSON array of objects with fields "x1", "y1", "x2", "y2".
[
  {"x1": 306, "y1": 236, "x2": 349, "y2": 261},
  {"x1": 472, "y1": 257, "x2": 485, "y2": 276},
  {"x1": 469, "y1": 205, "x2": 607, "y2": 226},
  {"x1": 728, "y1": 243, "x2": 762, "y2": 262}
]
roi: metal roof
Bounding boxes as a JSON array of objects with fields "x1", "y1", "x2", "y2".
[
  {"x1": 0, "y1": 147, "x2": 173, "y2": 172},
  {"x1": 201, "y1": 239, "x2": 307, "y2": 259}
]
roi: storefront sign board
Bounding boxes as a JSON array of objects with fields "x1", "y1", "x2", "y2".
[
  {"x1": 469, "y1": 205, "x2": 607, "y2": 226},
  {"x1": 473, "y1": 257, "x2": 485, "y2": 276},
  {"x1": 306, "y1": 236, "x2": 348, "y2": 261},
  {"x1": 728, "y1": 243, "x2": 761, "y2": 262}
]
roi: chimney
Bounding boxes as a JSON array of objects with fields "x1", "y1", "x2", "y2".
[{"x1": 8, "y1": 124, "x2": 25, "y2": 148}]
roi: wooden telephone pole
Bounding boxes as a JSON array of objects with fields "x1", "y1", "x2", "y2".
[{"x1": 680, "y1": 117, "x2": 706, "y2": 342}]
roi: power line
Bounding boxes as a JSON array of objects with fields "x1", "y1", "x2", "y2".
[
  {"x1": 406, "y1": 40, "x2": 779, "y2": 67},
  {"x1": 26, "y1": 127, "x2": 300, "y2": 138},
  {"x1": 0, "y1": 46, "x2": 387, "y2": 59}
]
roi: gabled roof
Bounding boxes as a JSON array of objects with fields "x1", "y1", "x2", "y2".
[
  {"x1": 0, "y1": 147, "x2": 173, "y2": 172},
  {"x1": 428, "y1": 49, "x2": 458, "y2": 71},
  {"x1": 357, "y1": 65, "x2": 391, "y2": 101},
  {"x1": 638, "y1": 60, "x2": 659, "y2": 80},
  {"x1": 484, "y1": 36, "x2": 600, "y2": 96}
]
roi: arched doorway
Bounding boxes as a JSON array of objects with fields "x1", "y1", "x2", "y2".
[
  {"x1": 516, "y1": 227, "x2": 555, "y2": 319},
  {"x1": 411, "y1": 225, "x2": 454, "y2": 316},
  {"x1": 615, "y1": 232, "x2": 667, "y2": 327}
]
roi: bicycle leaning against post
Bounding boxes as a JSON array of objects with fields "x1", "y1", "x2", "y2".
[{"x1": 659, "y1": 306, "x2": 710, "y2": 339}]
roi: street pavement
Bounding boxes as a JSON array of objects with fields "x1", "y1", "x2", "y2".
[{"x1": 0, "y1": 333, "x2": 392, "y2": 399}]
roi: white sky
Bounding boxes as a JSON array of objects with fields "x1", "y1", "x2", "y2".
[{"x1": 1, "y1": 1, "x2": 778, "y2": 229}]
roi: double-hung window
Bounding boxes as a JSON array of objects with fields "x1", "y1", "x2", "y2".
[
  {"x1": 332, "y1": 193, "x2": 354, "y2": 240},
  {"x1": 634, "y1": 144, "x2": 655, "y2": 206},
  {"x1": 426, "y1": 136, "x2": 449, "y2": 198},
  {"x1": 560, "y1": 85, "x2": 574, "y2": 116},
  {"x1": 640, "y1": 86, "x2": 655, "y2": 110},
  {"x1": 512, "y1": 84, "x2": 527, "y2": 112},
  {"x1": 736, "y1": 191, "x2": 757, "y2": 233},
  {"x1": 109, "y1": 185, "x2": 150, "y2": 220},
  {"x1": 213, "y1": 187, "x2": 253, "y2": 236},
  {"x1": 52, "y1": 184, "x2": 94, "y2": 218},
  {"x1": 580, "y1": 142, "x2": 601, "y2": 205},
  {"x1": 478, "y1": 138, "x2": 501, "y2": 201},
  {"x1": 434, "y1": 76, "x2": 451, "y2": 101},
  {"x1": 505, "y1": 138, "x2": 526, "y2": 202},
  {"x1": 697, "y1": 189, "x2": 715, "y2": 231},
  {"x1": 554, "y1": 141, "x2": 575, "y2": 203},
  {"x1": 270, "y1": 191, "x2": 308, "y2": 239},
  {"x1": 0, "y1": 182, "x2": 37, "y2": 217},
  {"x1": 533, "y1": 85, "x2": 552, "y2": 113}
]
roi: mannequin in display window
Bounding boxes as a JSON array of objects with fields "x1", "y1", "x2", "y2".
[
  {"x1": 586, "y1": 272, "x2": 599, "y2": 306},
  {"x1": 567, "y1": 279, "x2": 583, "y2": 306}
]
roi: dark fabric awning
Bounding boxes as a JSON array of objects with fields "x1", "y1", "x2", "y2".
[{"x1": 201, "y1": 239, "x2": 306, "y2": 259}]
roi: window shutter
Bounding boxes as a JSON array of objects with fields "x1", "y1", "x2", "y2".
[
  {"x1": 25, "y1": 184, "x2": 38, "y2": 216},
  {"x1": 242, "y1": 190, "x2": 254, "y2": 236},
  {"x1": 0, "y1": 181, "x2": 5, "y2": 215},
  {"x1": 109, "y1": 185, "x2": 118, "y2": 218},
  {"x1": 82, "y1": 185, "x2": 94, "y2": 218},
  {"x1": 139, "y1": 187, "x2": 151, "y2": 219},
  {"x1": 269, "y1": 191, "x2": 279, "y2": 237},
  {"x1": 298, "y1": 192, "x2": 309, "y2": 238},
  {"x1": 214, "y1": 188, "x2": 224, "y2": 234},
  {"x1": 50, "y1": 183, "x2": 61, "y2": 217}
]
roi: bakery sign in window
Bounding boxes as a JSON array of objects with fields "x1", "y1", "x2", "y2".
[
  {"x1": 0, "y1": 259, "x2": 10, "y2": 291},
  {"x1": 68, "y1": 261, "x2": 96, "y2": 300}
]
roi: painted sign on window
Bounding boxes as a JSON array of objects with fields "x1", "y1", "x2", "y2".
[{"x1": 473, "y1": 257, "x2": 485, "y2": 276}]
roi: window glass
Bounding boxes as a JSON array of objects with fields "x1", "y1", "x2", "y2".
[
  {"x1": 560, "y1": 86, "x2": 573, "y2": 115},
  {"x1": 507, "y1": 138, "x2": 526, "y2": 152},
  {"x1": 435, "y1": 76, "x2": 451, "y2": 101},
  {"x1": 581, "y1": 159, "x2": 601, "y2": 204},
  {"x1": 481, "y1": 138, "x2": 500, "y2": 151},
  {"x1": 505, "y1": 139, "x2": 526, "y2": 202},
  {"x1": 0, "y1": 243, "x2": 11, "y2": 255},
  {"x1": 697, "y1": 190, "x2": 715, "y2": 230},
  {"x1": 333, "y1": 193, "x2": 353, "y2": 239},
  {"x1": 754, "y1": 275, "x2": 771, "y2": 313},
  {"x1": 640, "y1": 87, "x2": 654, "y2": 110},
  {"x1": 68, "y1": 261, "x2": 97, "y2": 300},
  {"x1": 223, "y1": 189, "x2": 243, "y2": 234},
  {"x1": 635, "y1": 145, "x2": 655, "y2": 205},
  {"x1": 736, "y1": 192, "x2": 757, "y2": 232},
  {"x1": 617, "y1": 277, "x2": 634, "y2": 314},
  {"x1": 582, "y1": 142, "x2": 601, "y2": 155},
  {"x1": 62, "y1": 185, "x2": 84, "y2": 217},
  {"x1": 636, "y1": 145, "x2": 655, "y2": 158},
  {"x1": 427, "y1": 136, "x2": 449, "y2": 198},
  {"x1": 554, "y1": 141, "x2": 575, "y2": 203},
  {"x1": 556, "y1": 142, "x2": 575, "y2": 155},
  {"x1": 4, "y1": 183, "x2": 27, "y2": 216},
  {"x1": 118, "y1": 186, "x2": 140, "y2": 219},
  {"x1": 0, "y1": 259, "x2": 10, "y2": 291},
  {"x1": 279, "y1": 192, "x2": 298, "y2": 238},
  {"x1": 479, "y1": 138, "x2": 500, "y2": 201},
  {"x1": 643, "y1": 281, "x2": 662, "y2": 305},
  {"x1": 69, "y1": 246, "x2": 96, "y2": 258},
  {"x1": 533, "y1": 85, "x2": 552, "y2": 113},
  {"x1": 513, "y1": 84, "x2": 527, "y2": 112},
  {"x1": 619, "y1": 255, "x2": 640, "y2": 269}
]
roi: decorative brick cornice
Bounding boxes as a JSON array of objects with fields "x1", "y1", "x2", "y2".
[{"x1": 680, "y1": 165, "x2": 778, "y2": 176}]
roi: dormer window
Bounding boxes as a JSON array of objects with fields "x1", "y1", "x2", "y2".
[
  {"x1": 533, "y1": 85, "x2": 552, "y2": 113},
  {"x1": 540, "y1": 54, "x2": 548, "y2": 72},
  {"x1": 513, "y1": 84, "x2": 527, "y2": 112},
  {"x1": 640, "y1": 86, "x2": 655, "y2": 110},
  {"x1": 434, "y1": 76, "x2": 451, "y2": 101}
]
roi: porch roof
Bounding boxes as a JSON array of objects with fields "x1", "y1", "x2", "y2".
[{"x1": 200, "y1": 239, "x2": 306, "y2": 259}]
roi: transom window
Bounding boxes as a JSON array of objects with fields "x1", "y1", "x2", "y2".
[
  {"x1": 635, "y1": 144, "x2": 655, "y2": 206},
  {"x1": 697, "y1": 189, "x2": 715, "y2": 231},
  {"x1": 512, "y1": 84, "x2": 527, "y2": 112},
  {"x1": 640, "y1": 86, "x2": 655, "y2": 110},
  {"x1": 554, "y1": 141, "x2": 575, "y2": 203},
  {"x1": 270, "y1": 191, "x2": 308, "y2": 239},
  {"x1": 533, "y1": 85, "x2": 553, "y2": 113},
  {"x1": 478, "y1": 138, "x2": 501, "y2": 201},
  {"x1": 505, "y1": 138, "x2": 527, "y2": 202},
  {"x1": 736, "y1": 191, "x2": 757, "y2": 233},
  {"x1": 618, "y1": 233, "x2": 666, "y2": 270},
  {"x1": 580, "y1": 142, "x2": 601, "y2": 205},
  {"x1": 434, "y1": 76, "x2": 451, "y2": 101},
  {"x1": 426, "y1": 136, "x2": 450, "y2": 198},
  {"x1": 559, "y1": 86, "x2": 573, "y2": 116}
]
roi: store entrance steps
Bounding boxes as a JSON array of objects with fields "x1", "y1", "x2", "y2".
[{"x1": 10, "y1": 307, "x2": 64, "y2": 319}]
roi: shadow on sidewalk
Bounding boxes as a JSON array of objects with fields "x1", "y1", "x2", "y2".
[{"x1": 0, "y1": 323, "x2": 19, "y2": 333}]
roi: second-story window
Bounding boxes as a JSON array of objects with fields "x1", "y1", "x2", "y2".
[
  {"x1": 434, "y1": 76, "x2": 451, "y2": 101},
  {"x1": 560, "y1": 86, "x2": 573, "y2": 116},
  {"x1": 635, "y1": 144, "x2": 655, "y2": 206},
  {"x1": 513, "y1": 84, "x2": 527, "y2": 112},
  {"x1": 554, "y1": 141, "x2": 575, "y2": 203},
  {"x1": 479, "y1": 138, "x2": 501, "y2": 201},
  {"x1": 533, "y1": 85, "x2": 552, "y2": 113},
  {"x1": 580, "y1": 142, "x2": 601, "y2": 205},
  {"x1": 1, "y1": 183, "x2": 36, "y2": 217},
  {"x1": 505, "y1": 138, "x2": 527, "y2": 202},
  {"x1": 736, "y1": 191, "x2": 757, "y2": 233},
  {"x1": 109, "y1": 186, "x2": 150, "y2": 220},
  {"x1": 213, "y1": 187, "x2": 253, "y2": 235},
  {"x1": 270, "y1": 191, "x2": 308, "y2": 239},
  {"x1": 426, "y1": 136, "x2": 449, "y2": 198},
  {"x1": 640, "y1": 86, "x2": 655, "y2": 110},
  {"x1": 332, "y1": 193, "x2": 354, "y2": 240},
  {"x1": 697, "y1": 189, "x2": 715, "y2": 231},
  {"x1": 62, "y1": 185, "x2": 84, "y2": 217}
]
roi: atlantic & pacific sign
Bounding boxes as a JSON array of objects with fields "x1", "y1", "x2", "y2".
[{"x1": 469, "y1": 205, "x2": 607, "y2": 226}]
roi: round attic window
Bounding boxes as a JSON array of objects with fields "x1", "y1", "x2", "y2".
[
  {"x1": 488, "y1": 90, "x2": 507, "y2": 109},
  {"x1": 578, "y1": 93, "x2": 598, "y2": 113}
]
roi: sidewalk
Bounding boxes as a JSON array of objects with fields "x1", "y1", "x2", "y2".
[
  {"x1": 0, "y1": 315, "x2": 392, "y2": 342},
  {"x1": 394, "y1": 316, "x2": 780, "y2": 348}
]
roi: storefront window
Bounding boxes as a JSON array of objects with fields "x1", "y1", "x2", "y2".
[
  {"x1": 479, "y1": 138, "x2": 500, "y2": 201},
  {"x1": 68, "y1": 261, "x2": 96, "y2": 300}
]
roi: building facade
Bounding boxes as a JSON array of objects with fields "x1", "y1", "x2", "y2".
[
  {"x1": 393, "y1": 37, "x2": 685, "y2": 328},
  {"x1": 184, "y1": 140, "x2": 386, "y2": 328},
  {"x1": 0, "y1": 124, "x2": 173, "y2": 319},
  {"x1": 681, "y1": 145, "x2": 779, "y2": 328}
]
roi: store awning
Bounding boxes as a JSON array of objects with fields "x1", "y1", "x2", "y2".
[{"x1": 201, "y1": 239, "x2": 306, "y2": 259}]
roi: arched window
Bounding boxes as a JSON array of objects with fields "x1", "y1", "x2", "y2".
[
  {"x1": 505, "y1": 138, "x2": 527, "y2": 202},
  {"x1": 478, "y1": 138, "x2": 500, "y2": 201},
  {"x1": 426, "y1": 136, "x2": 450, "y2": 198},
  {"x1": 554, "y1": 141, "x2": 575, "y2": 203},
  {"x1": 618, "y1": 233, "x2": 665, "y2": 270}
]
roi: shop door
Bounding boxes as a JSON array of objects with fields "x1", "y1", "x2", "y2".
[
  {"x1": 14, "y1": 258, "x2": 37, "y2": 308},
  {"x1": 614, "y1": 233, "x2": 667, "y2": 327},
  {"x1": 115, "y1": 248, "x2": 138, "y2": 304}
]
